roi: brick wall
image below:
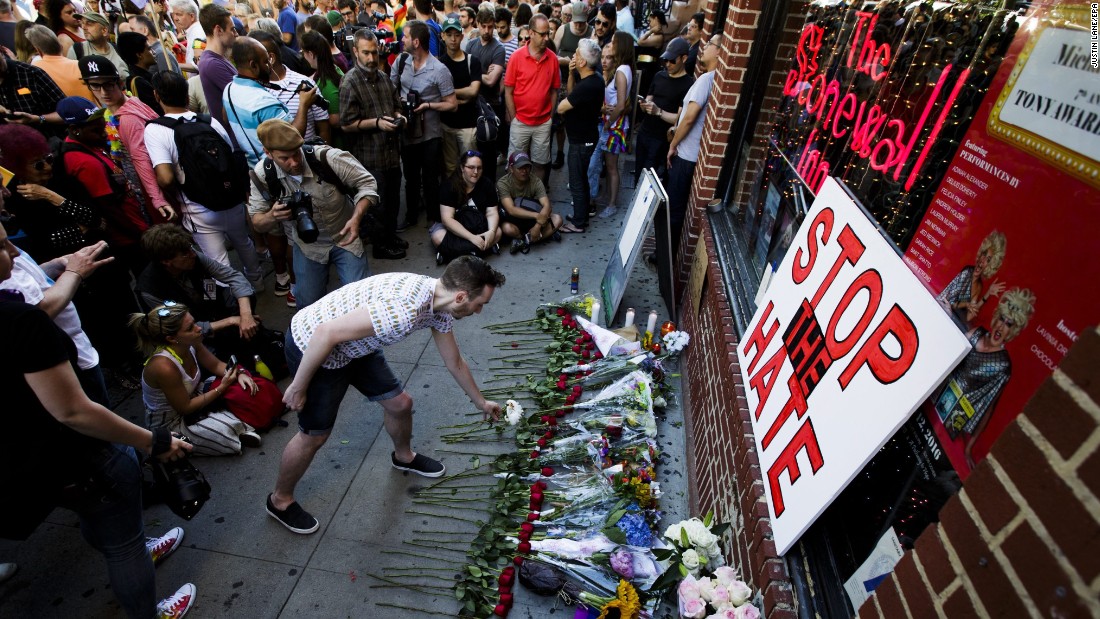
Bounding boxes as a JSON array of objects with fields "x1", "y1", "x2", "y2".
[
  {"x1": 680, "y1": 224, "x2": 796, "y2": 619},
  {"x1": 857, "y1": 327, "x2": 1100, "y2": 619}
]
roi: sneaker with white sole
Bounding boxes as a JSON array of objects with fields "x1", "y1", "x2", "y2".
[
  {"x1": 240, "y1": 431, "x2": 262, "y2": 448},
  {"x1": 156, "y1": 583, "x2": 196, "y2": 619},
  {"x1": 391, "y1": 452, "x2": 446, "y2": 477},
  {"x1": 285, "y1": 291, "x2": 297, "y2": 308},
  {"x1": 266, "y1": 494, "x2": 319, "y2": 534},
  {"x1": 274, "y1": 275, "x2": 291, "y2": 296},
  {"x1": 147, "y1": 527, "x2": 184, "y2": 566}
]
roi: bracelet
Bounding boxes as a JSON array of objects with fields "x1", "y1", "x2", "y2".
[{"x1": 64, "y1": 269, "x2": 84, "y2": 282}]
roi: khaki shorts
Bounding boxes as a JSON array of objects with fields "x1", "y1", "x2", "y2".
[{"x1": 508, "y1": 118, "x2": 553, "y2": 165}]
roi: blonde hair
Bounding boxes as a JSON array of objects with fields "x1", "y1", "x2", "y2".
[
  {"x1": 994, "y1": 288, "x2": 1035, "y2": 340},
  {"x1": 977, "y1": 230, "x2": 1006, "y2": 279},
  {"x1": 128, "y1": 302, "x2": 191, "y2": 356}
]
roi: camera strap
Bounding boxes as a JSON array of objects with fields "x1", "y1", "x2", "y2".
[{"x1": 395, "y1": 52, "x2": 410, "y2": 97}]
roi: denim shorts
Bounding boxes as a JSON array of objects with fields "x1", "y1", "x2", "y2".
[{"x1": 285, "y1": 331, "x2": 404, "y2": 435}]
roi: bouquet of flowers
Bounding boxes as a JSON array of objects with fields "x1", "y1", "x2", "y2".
[
  {"x1": 678, "y1": 568, "x2": 759, "y2": 619},
  {"x1": 650, "y1": 513, "x2": 730, "y2": 591}
]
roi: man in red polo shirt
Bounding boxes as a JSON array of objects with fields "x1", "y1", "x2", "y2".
[{"x1": 502, "y1": 13, "x2": 560, "y2": 181}]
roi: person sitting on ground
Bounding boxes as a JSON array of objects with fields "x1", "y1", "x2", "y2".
[
  {"x1": 495, "y1": 151, "x2": 562, "y2": 254},
  {"x1": 131, "y1": 300, "x2": 264, "y2": 456},
  {"x1": 430, "y1": 150, "x2": 502, "y2": 265}
]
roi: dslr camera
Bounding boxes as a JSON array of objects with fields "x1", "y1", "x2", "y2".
[
  {"x1": 296, "y1": 80, "x2": 329, "y2": 112},
  {"x1": 402, "y1": 89, "x2": 421, "y2": 120},
  {"x1": 285, "y1": 190, "x2": 320, "y2": 243},
  {"x1": 370, "y1": 27, "x2": 400, "y2": 55}
]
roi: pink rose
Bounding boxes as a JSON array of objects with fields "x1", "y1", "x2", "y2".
[
  {"x1": 678, "y1": 577, "x2": 702, "y2": 601},
  {"x1": 734, "y1": 605, "x2": 760, "y2": 619},
  {"x1": 679, "y1": 597, "x2": 707, "y2": 619},
  {"x1": 727, "y1": 581, "x2": 752, "y2": 607}
]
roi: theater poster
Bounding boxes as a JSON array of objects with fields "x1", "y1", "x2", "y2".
[{"x1": 902, "y1": 2, "x2": 1100, "y2": 478}]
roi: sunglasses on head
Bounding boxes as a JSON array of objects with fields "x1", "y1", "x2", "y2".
[
  {"x1": 464, "y1": 150, "x2": 482, "y2": 158},
  {"x1": 155, "y1": 300, "x2": 181, "y2": 338}
]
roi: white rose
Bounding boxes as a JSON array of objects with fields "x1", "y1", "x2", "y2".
[
  {"x1": 713, "y1": 565, "x2": 738, "y2": 586},
  {"x1": 705, "y1": 539, "x2": 723, "y2": 560},
  {"x1": 728, "y1": 580, "x2": 752, "y2": 607},
  {"x1": 682, "y1": 549, "x2": 702, "y2": 573},
  {"x1": 664, "y1": 523, "x2": 685, "y2": 543},
  {"x1": 695, "y1": 575, "x2": 716, "y2": 602}
]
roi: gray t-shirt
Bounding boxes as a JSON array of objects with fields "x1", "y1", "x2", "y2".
[
  {"x1": 390, "y1": 53, "x2": 455, "y2": 144},
  {"x1": 464, "y1": 37, "x2": 505, "y2": 102},
  {"x1": 676, "y1": 70, "x2": 714, "y2": 163}
]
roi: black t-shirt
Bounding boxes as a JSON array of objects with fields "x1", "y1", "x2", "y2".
[
  {"x1": 0, "y1": 301, "x2": 107, "y2": 539},
  {"x1": 440, "y1": 53, "x2": 483, "y2": 129},
  {"x1": 563, "y1": 73, "x2": 605, "y2": 143},
  {"x1": 685, "y1": 42, "x2": 701, "y2": 76},
  {"x1": 440, "y1": 174, "x2": 498, "y2": 212},
  {"x1": 641, "y1": 70, "x2": 695, "y2": 137}
]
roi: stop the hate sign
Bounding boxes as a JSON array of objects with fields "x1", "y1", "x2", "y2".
[{"x1": 738, "y1": 177, "x2": 970, "y2": 555}]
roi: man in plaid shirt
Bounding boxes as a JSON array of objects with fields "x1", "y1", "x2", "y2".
[
  {"x1": 339, "y1": 29, "x2": 408, "y2": 260},
  {"x1": 0, "y1": 54, "x2": 65, "y2": 135}
]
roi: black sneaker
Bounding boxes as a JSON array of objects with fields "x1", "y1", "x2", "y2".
[
  {"x1": 391, "y1": 452, "x2": 446, "y2": 477},
  {"x1": 392, "y1": 237, "x2": 410, "y2": 249},
  {"x1": 266, "y1": 495, "x2": 319, "y2": 534},
  {"x1": 373, "y1": 245, "x2": 407, "y2": 260},
  {"x1": 509, "y1": 238, "x2": 525, "y2": 255},
  {"x1": 435, "y1": 252, "x2": 445, "y2": 266}
]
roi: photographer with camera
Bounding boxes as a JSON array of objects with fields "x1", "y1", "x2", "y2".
[
  {"x1": 0, "y1": 219, "x2": 199, "y2": 619},
  {"x1": 391, "y1": 20, "x2": 457, "y2": 231},
  {"x1": 247, "y1": 119, "x2": 379, "y2": 309}
]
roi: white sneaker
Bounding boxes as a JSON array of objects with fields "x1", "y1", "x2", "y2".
[
  {"x1": 147, "y1": 527, "x2": 184, "y2": 566},
  {"x1": 156, "y1": 583, "x2": 196, "y2": 619},
  {"x1": 240, "y1": 430, "x2": 263, "y2": 448}
]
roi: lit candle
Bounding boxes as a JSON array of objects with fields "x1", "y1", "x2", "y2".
[
  {"x1": 590, "y1": 301, "x2": 601, "y2": 325},
  {"x1": 623, "y1": 307, "x2": 635, "y2": 329},
  {"x1": 645, "y1": 310, "x2": 658, "y2": 335}
]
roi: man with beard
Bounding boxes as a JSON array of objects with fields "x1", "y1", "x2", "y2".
[
  {"x1": 463, "y1": 6, "x2": 504, "y2": 177},
  {"x1": 222, "y1": 37, "x2": 317, "y2": 166},
  {"x1": 339, "y1": 29, "x2": 408, "y2": 260}
]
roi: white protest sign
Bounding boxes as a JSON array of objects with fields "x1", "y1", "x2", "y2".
[{"x1": 737, "y1": 177, "x2": 970, "y2": 555}]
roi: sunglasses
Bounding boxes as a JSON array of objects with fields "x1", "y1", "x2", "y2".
[
  {"x1": 464, "y1": 150, "x2": 482, "y2": 158},
  {"x1": 155, "y1": 300, "x2": 181, "y2": 338},
  {"x1": 32, "y1": 153, "x2": 55, "y2": 171},
  {"x1": 519, "y1": 35, "x2": 529, "y2": 41},
  {"x1": 595, "y1": 19, "x2": 610, "y2": 26},
  {"x1": 531, "y1": 29, "x2": 549, "y2": 36}
]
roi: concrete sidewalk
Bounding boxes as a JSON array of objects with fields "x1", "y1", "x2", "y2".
[{"x1": 0, "y1": 160, "x2": 690, "y2": 618}]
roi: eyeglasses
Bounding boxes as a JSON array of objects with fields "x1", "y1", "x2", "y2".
[
  {"x1": 341, "y1": 10, "x2": 354, "y2": 17},
  {"x1": 87, "y1": 81, "x2": 120, "y2": 92},
  {"x1": 595, "y1": 19, "x2": 610, "y2": 26},
  {"x1": 32, "y1": 153, "x2": 55, "y2": 171}
]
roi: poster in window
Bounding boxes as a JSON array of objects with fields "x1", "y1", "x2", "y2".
[{"x1": 902, "y1": 3, "x2": 1100, "y2": 478}]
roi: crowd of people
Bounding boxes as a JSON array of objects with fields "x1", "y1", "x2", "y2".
[{"x1": 0, "y1": 0, "x2": 718, "y2": 615}]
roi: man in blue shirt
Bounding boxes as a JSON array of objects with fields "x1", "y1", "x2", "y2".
[
  {"x1": 277, "y1": 0, "x2": 300, "y2": 51},
  {"x1": 222, "y1": 37, "x2": 317, "y2": 165}
]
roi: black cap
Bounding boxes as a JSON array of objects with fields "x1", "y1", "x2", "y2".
[{"x1": 78, "y1": 55, "x2": 121, "y2": 81}]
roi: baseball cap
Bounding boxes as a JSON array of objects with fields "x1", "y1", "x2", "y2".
[
  {"x1": 57, "y1": 97, "x2": 105, "y2": 125},
  {"x1": 661, "y1": 37, "x2": 690, "y2": 61},
  {"x1": 77, "y1": 11, "x2": 110, "y2": 28},
  {"x1": 508, "y1": 152, "x2": 532, "y2": 168},
  {"x1": 570, "y1": 1, "x2": 586, "y2": 22},
  {"x1": 78, "y1": 54, "x2": 121, "y2": 80},
  {"x1": 441, "y1": 16, "x2": 461, "y2": 32},
  {"x1": 256, "y1": 119, "x2": 305, "y2": 152}
]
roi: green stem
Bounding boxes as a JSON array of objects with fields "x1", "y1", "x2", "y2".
[
  {"x1": 406, "y1": 509, "x2": 483, "y2": 524},
  {"x1": 380, "y1": 550, "x2": 465, "y2": 565},
  {"x1": 373, "y1": 602, "x2": 455, "y2": 616}
]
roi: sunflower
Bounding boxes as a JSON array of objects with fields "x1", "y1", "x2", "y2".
[{"x1": 596, "y1": 580, "x2": 641, "y2": 619}]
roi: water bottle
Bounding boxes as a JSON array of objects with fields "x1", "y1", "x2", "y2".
[{"x1": 253, "y1": 355, "x2": 275, "y2": 381}]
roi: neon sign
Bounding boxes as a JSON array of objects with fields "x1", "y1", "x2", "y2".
[{"x1": 783, "y1": 12, "x2": 970, "y2": 193}]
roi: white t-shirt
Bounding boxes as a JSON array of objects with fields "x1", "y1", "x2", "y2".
[
  {"x1": 291, "y1": 273, "x2": 454, "y2": 369},
  {"x1": 272, "y1": 68, "x2": 330, "y2": 142},
  {"x1": 0, "y1": 253, "x2": 99, "y2": 370},
  {"x1": 185, "y1": 21, "x2": 206, "y2": 67},
  {"x1": 144, "y1": 111, "x2": 234, "y2": 214},
  {"x1": 676, "y1": 70, "x2": 714, "y2": 163}
]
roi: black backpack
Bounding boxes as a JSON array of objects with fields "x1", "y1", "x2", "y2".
[{"x1": 149, "y1": 114, "x2": 249, "y2": 211}]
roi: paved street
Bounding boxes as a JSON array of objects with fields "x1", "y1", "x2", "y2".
[{"x1": 0, "y1": 162, "x2": 690, "y2": 618}]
